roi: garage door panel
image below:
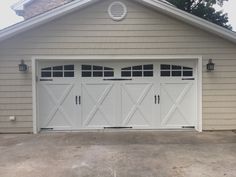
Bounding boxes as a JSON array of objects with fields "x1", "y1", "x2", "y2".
[
  {"x1": 82, "y1": 83, "x2": 116, "y2": 127},
  {"x1": 160, "y1": 82, "x2": 196, "y2": 127},
  {"x1": 179, "y1": 83, "x2": 196, "y2": 124},
  {"x1": 38, "y1": 83, "x2": 77, "y2": 130},
  {"x1": 125, "y1": 110, "x2": 150, "y2": 127},
  {"x1": 47, "y1": 110, "x2": 71, "y2": 129},
  {"x1": 121, "y1": 83, "x2": 155, "y2": 127},
  {"x1": 85, "y1": 109, "x2": 110, "y2": 127},
  {"x1": 38, "y1": 85, "x2": 55, "y2": 127},
  {"x1": 165, "y1": 109, "x2": 188, "y2": 126},
  {"x1": 46, "y1": 84, "x2": 70, "y2": 100}
]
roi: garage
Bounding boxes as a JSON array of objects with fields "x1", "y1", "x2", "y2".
[
  {"x1": 37, "y1": 59, "x2": 198, "y2": 131},
  {"x1": 1, "y1": 0, "x2": 236, "y2": 133}
]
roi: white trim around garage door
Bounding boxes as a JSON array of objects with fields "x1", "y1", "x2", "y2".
[{"x1": 32, "y1": 55, "x2": 203, "y2": 134}]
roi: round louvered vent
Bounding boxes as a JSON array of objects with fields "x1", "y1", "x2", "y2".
[{"x1": 108, "y1": 1, "x2": 127, "y2": 21}]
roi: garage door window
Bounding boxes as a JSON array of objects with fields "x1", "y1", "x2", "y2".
[
  {"x1": 41, "y1": 65, "x2": 74, "y2": 78},
  {"x1": 81, "y1": 65, "x2": 114, "y2": 77},
  {"x1": 160, "y1": 64, "x2": 193, "y2": 77},
  {"x1": 121, "y1": 64, "x2": 153, "y2": 77}
]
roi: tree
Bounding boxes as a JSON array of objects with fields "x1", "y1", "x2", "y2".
[{"x1": 166, "y1": 0, "x2": 232, "y2": 30}]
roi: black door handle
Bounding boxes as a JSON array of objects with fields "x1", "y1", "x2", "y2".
[
  {"x1": 158, "y1": 95, "x2": 160, "y2": 104},
  {"x1": 79, "y1": 96, "x2": 81, "y2": 105},
  {"x1": 75, "y1": 96, "x2": 78, "y2": 105},
  {"x1": 76, "y1": 96, "x2": 81, "y2": 105},
  {"x1": 154, "y1": 95, "x2": 157, "y2": 104}
]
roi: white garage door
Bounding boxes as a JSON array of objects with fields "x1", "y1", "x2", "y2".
[{"x1": 37, "y1": 60, "x2": 197, "y2": 131}]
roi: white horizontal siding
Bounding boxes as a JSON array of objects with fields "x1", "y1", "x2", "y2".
[{"x1": 0, "y1": 0, "x2": 236, "y2": 132}]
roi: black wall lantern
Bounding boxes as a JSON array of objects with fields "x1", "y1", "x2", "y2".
[
  {"x1": 207, "y1": 59, "x2": 215, "y2": 72},
  {"x1": 19, "y1": 60, "x2": 28, "y2": 72}
]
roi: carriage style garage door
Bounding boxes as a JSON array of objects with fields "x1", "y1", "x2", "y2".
[{"x1": 37, "y1": 60, "x2": 198, "y2": 131}]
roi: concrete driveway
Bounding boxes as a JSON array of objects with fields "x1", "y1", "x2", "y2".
[{"x1": 0, "y1": 131, "x2": 236, "y2": 177}]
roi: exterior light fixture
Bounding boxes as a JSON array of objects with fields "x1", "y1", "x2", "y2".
[
  {"x1": 207, "y1": 59, "x2": 215, "y2": 72},
  {"x1": 19, "y1": 59, "x2": 28, "y2": 72}
]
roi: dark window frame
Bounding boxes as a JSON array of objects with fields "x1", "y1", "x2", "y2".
[
  {"x1": 41, "y1": 65, "x2": 75, "y2": 78},
  {"x1": 81, "y1": 65, "x2": 114, "y2": 78},
  {"x1": 160, "y1": 64, "x2": 193, "y2": 77},
  {"x1": 121, "y1": 64, "x2": 154, "y2": 77}
]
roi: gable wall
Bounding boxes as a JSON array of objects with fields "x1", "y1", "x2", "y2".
[{"x1": 0, "y1": 0, "x2": 236, "y2": 132}]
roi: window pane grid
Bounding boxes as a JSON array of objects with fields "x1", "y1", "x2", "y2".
[
  {"x1": 81, "y1": 65, "x2": 114, "y2": 77},
  {"x1": 161, "y1": 64, "x2": 193, "y2": 77},
  {"x1": 121, "y1": 64, "x2": 153, "y2": 77},
  {"x1": 41, "y1": 65, "x2": 74, "y2": 78}
]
